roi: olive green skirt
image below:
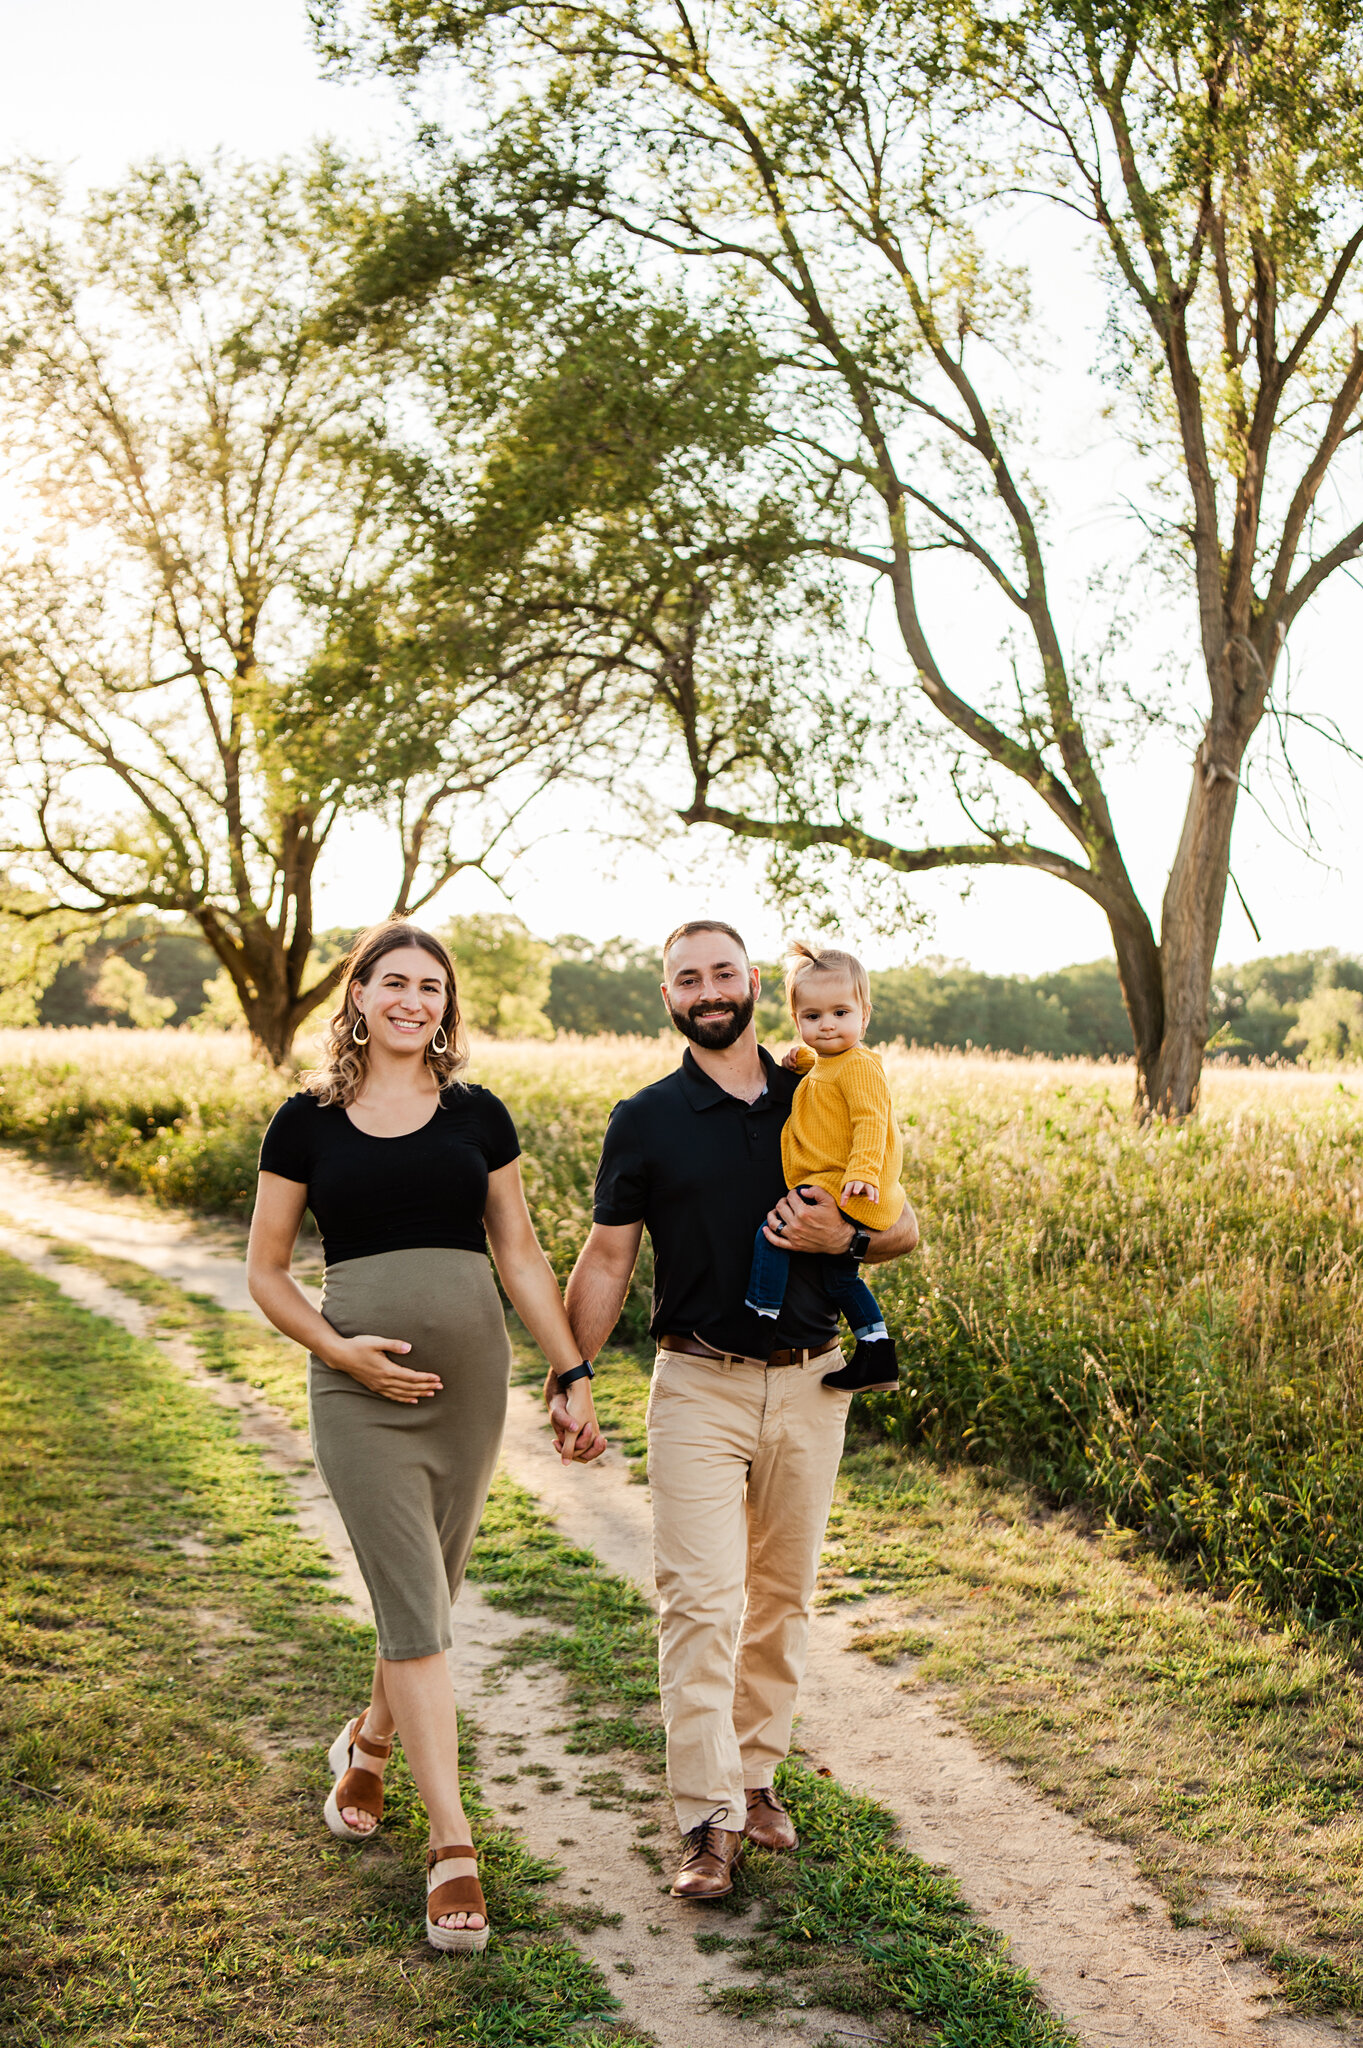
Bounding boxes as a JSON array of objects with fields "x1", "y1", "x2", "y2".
[{"x1": 308, "y1": 1246, "x2": 512, "y2": 1661}]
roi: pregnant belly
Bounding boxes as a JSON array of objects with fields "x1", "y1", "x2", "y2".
[{"x1": 319, "y1": 1247, "x2": 502, "y2": 1364}]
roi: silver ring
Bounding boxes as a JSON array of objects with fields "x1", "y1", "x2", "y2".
[{"x1": 774, "y1": 1219, "x2": 785, "y2": 1234}]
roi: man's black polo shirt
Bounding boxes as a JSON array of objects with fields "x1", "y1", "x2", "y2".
[{"x1": 592, "y1": 1045, "x2": 838, "y2": 1359}]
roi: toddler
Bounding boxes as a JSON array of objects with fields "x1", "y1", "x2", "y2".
[{"x1": 746, "y1": 940, "x2": 903, "y2": 1392}]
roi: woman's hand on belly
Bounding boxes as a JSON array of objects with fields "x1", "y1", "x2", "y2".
[{"x1": 327, "y1": 1333, "x2": 443, "y2": 1404}]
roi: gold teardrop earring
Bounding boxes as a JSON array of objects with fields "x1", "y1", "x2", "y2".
[
  {"x1": 429, "y1": 1024, "x2": 449, "y2": 1055},
  {"x1": 351, "y1": 1014, "x2": 370, "y2": 1045}
]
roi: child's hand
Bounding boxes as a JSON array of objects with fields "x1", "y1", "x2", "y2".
[
  {"x1": 842, "y1": 1180, "x2": 879, "y2": 1205},
  {"x1": 781, "y1": 1045, "x2": 805, "y2": 1070}
]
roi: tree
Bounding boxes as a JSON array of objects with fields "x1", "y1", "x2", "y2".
[
  {"x1": 548, "y1": 935, "x2": 665, "y2": 1037},
  {"x1": 1287, "y1": 987, "x2": 1363, "y2": 1067},
  {"x1": 185, "y1": 970, "x2": 251, "y2": 1035},
  {"x1": 440, "y1": 913, "x2": 553, "y2": 1036},
  {"x1": 0, "y1": 156, "x2": 593, "y2": 1062},
  {"x1": 362, "y1": 235, "x2": 822, "y2": 897},
  {"x1": 89, "y1": 955, "x2": 176, "y2": 1030},
  {"x1": 38, "y1": 917, "x2": 218, "y2": 1027},
  {"x1": 0, "y1": 882, "x2": 88, "y2": 1026},
  {"x1": 324, "y1": 0, "x2": 1363, "y2": 1115}
]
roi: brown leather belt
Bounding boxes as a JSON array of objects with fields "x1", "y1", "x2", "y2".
[{"x1": 659, "y1": 1332, "x2": 838, "y2": 1370}]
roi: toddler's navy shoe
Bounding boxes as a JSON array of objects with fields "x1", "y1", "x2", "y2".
[{"x1": 822, "y1": 1336, "x2": 899, "y2": 1394}]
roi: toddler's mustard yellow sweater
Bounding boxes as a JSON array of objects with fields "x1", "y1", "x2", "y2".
[{"x1": 782, "y1": 1043, "x2": 905, "y2": 1231}]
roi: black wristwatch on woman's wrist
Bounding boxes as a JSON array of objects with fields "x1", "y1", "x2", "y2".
[{"x1": 555, "y1": 1361, "x2": 595, "y2": 1391}]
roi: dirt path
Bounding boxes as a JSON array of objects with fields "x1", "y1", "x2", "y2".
[
  {"x1": 0, "y1": 1146, "x2": 1343, "y2": 2048},
  {"x1": 0, "y1": 1189, "x2": 840, "y2": 2048},
  {"x1": 501, "y1": 1400, "x2": 1339, "y2": 2048}
]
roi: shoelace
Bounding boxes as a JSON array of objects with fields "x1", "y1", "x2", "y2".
[
  {"x1": 748, "y1": 1787, "x2": 784, "y2": 1814},
  {"x1": 679, "y1": 1805, "x2": 732, "y2": 1865}
]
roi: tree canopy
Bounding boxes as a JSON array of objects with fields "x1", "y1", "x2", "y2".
[
  {"x1": 0, "y1": 154, "x2": 608, "y2": 1061},
  {"x1": 321, "y1": 0, "x2": 1363, "y2": 1115}
]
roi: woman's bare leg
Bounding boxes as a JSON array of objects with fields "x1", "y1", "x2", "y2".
[
  {"x1": 337, "y1": 1653, "x2": 395, "y2": 1834},
  {"x1": 366, "y1": 1656, "x2": 395, "y2": 1739},
  {"x1": 380, "y1": 1651, "x2": 483, "y2": 1931}
]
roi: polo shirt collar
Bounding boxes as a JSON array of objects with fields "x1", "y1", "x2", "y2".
[{"x1": 679, "y1": 1044, "x2": 779, "y2": 1110}]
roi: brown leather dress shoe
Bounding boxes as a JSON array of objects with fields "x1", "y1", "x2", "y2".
[
  {"x1": 744, "y1": 1785, "x2": 798, "y2": 1851},
  {"x1": 670, "y1": 1816, "x2": 745, "y2": 1899}
]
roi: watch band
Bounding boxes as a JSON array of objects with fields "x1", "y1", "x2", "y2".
[
  {"x1": 847, "y1": 1226, "x2": 872, "y2": 1261},
  {"x1": 556, "y1": 1360, "x2": 595, "y2": 1390}
]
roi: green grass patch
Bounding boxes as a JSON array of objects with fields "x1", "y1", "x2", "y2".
[
  {"x1": 0, "y1": 1250, "x2": 645, "y2": 2046},
  {"x1": 824, "y1": 1438, "x2": 1363, "y2": 2006},
  {"x1": 40, "y1": 1238, "x2": 314, "y2": 1433},
  {"x1": 1262, "y1": 1946, "x2": 1363, "y2": 2015}
]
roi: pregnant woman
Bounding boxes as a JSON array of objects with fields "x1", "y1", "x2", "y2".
[{"x1": 247, "y1": 919, "x2": 604, "y2": 1954}]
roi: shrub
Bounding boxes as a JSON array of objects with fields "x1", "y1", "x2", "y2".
[{"x1": 3, "y1": 1031, "x2": 1363, "y2": 1628}]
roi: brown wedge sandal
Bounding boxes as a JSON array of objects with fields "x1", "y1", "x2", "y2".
[
  {"x1": 426, "y1": 1842, "x2": 491, "y2": 1954},
  {"x1": 323, "y1": 1711, "x2": 393, "y2": 1842}
]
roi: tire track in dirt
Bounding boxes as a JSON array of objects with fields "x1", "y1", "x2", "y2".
[{"x1": 0, "y1": 1147, "x2": 1345, "y2": 2047}]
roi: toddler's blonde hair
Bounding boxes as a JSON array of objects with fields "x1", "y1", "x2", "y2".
[{"x1": 784, "y1": 939, "x2": 871, "y2": 1020}]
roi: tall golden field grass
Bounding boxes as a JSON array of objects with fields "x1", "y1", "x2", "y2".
[{"x1": 2, "y1": 1026, "x2": 1362, "y2": 1626}]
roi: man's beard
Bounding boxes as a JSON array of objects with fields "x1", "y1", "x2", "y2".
[{"x1": 667, "y1": 990, "x2": 756, "y2": 1050}]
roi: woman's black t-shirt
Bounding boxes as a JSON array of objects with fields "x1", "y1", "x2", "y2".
[{"x1": 258, "y1": 1086, "x2": 520, "y2": 1266}]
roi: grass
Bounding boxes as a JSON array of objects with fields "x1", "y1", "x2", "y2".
[
  {"x1": 0, "y1": 1249, "x2": 647, "y2": 2047},
  {"x1": 821, "y1": 1440, "x2": 1363, "y2": 2010},
  {"x1": 3, "y1": 1031, "x2": 1363, "y2": 1626},
  {"x1": 1, "y1": 1238, "x2": 1076, "y2": 2045},
  {"x1": 564, "y1": 1340, "x2": 1363, "y2": 2010},
  {"x1": 9, "y1": 1029, "x2": 1363, "y2": 2013},
  {"x1": 869, "y1": 1060, "x2": 1363, "y2": 1632},
  {"x1": 37, "y1": 1237, "x2": 1363, "y2": 2015},
  {"x1": 37, "y1": 1238, "x2": 316, "y2": 1433},
  {"x1": 26, "y1": 1195, "x2": 1363, "y2": 2019}
]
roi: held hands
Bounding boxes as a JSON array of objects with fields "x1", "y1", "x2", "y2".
[
  {"x1": 842, "y1": 1180, "x2": 879, "y2": 1205},
  {"x1": 548, "y1": 1380, "x2": 608, "y2": 1466},
  {"x1": 332, "y1": 1334, "x2": 443, "y2": 1405},
  {"x1": 762, "y1": 1182, "x2": 856, "y2": 1255}
]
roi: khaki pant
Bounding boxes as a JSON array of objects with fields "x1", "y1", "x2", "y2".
[{"x1": 646, "y1": 1346, "x2": 853, "y2": 1832}]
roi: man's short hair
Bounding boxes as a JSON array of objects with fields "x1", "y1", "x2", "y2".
[
  {"x1": 784, "y1": 939, "x2": 871, "y2": 1017},
  {"x1": 661, "y1": 919, "x2": 750, "y2": 974}
]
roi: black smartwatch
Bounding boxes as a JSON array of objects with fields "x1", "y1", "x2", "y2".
[
  {"x1": 556, "y1": 1361, "x2": 595, "y2": 1390},
  {"x1": 847, "y1": 1226, "x2": 872, "y2": 1261}
]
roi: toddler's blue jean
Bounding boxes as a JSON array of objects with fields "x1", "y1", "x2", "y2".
[{"x1": 746, "y1": 1225, "x2": 884, "y2": 1340}]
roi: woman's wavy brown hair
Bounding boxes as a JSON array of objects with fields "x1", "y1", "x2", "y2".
[{"x1": 303, "y1": 920, "x2": 469, "y2": 1108}]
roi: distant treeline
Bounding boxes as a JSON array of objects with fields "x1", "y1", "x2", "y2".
[
  {"x1": 499, "y1": 933, "x2": 1363, "y2": 1063},
  {"x1": 37, "y1": 917, "x2": 1363, "y2": 1066}
]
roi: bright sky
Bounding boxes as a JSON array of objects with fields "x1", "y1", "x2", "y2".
[{"x1": 3, "y1": 0, "x2": 1360, "y2": 974}]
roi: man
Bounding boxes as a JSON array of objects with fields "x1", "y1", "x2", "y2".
[{"x1": 556, "y1": 920, "x2": 919, "y2": 1900}]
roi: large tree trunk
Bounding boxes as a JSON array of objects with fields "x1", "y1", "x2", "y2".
[
  {"x1": 240, "y1": 978, "x2": 310, "y2": 1067},
  {"x1": 194, "y1": 906, "x2": 345, "y2": 1067},
  {"x1": 1129, "y1": 727, "x2": 1245, "y2": 1119}
]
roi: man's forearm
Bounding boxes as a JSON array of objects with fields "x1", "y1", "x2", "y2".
[
  {"x1": 564, "y1": 1252, "x2": 633, "y2": 1361},
  {"x1": 863, "y1": 1199, "x2": 920, "y2": 1265}
]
